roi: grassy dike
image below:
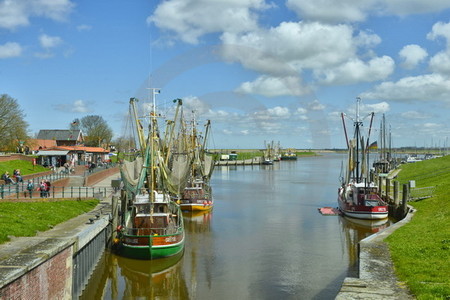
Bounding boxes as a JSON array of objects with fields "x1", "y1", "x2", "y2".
[
  {"x1": 0, "y1": 200, "x2": 99, "y2": 244},
  {"x1": 385, "y1": 156, "x2": 450, "y2": 299}
]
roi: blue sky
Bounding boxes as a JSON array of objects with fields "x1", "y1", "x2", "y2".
[{"x1": 2, "y1": 1, "x2": 450, "y2": 150}]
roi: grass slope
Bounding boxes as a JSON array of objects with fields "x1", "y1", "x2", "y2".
[
  {"x1": 0, "y1": 200, "x2": 99, "y2": 244},
  {"x1": 0, "y1": 160, "x2": 48, "y2": 176},
  {"x1": 385, "y1": 156, "x2": 450, "y2": 299}
]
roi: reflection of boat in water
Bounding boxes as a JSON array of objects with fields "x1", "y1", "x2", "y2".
[
  {"x1": 183, "y1": 210, "x2": 213, "y2": 234},
  {"x1": 118, "y1": 251, "x2": 189, "y2": 299},
  {"x1": 79, "y1": 251, "x2": 189, "y2": 299},
  {"x1": 343, "y1": 216, "x2": 389, "y2": 233},
  {"x1": 338, "y1": 215, "x2": 391, "y2": 277}
]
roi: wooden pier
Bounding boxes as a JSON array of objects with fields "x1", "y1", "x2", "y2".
[{"x1": 215, "y1": 157, "x2": 263, "y2": 166}]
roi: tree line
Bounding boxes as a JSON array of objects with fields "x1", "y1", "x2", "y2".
[{"x1": 0, "y1": 94, "x2": 117, "y2": 152}]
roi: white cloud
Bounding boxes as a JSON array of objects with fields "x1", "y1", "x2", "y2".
[
  {"x1": 399, "y1": 44, "x2": 428, "y2": 69},
  {"x1": 148, "y1": 0, "x2": 268, "y2": 44},
  {"x1": 77, "y1": 24, "x2": 92, "y2": 31},
  {"x1": 0, "y1": 0, "x2": 74, "y2": 30},
  {"x1": 267, "y1": 106, "x2": 290, "y2": 118},
  {"x1": 429, "y1": 52, "x2": 450, "y2": 75},
  {"x1": 286, "y1": 0, "x2": 374, "y2": 23},
  {"x1": 0, "y1": 42, "x2": 22, "y2": 58},
  {"x1": 308, "y1": 99, "x2": 325, "y2": 111},
  {"x1": 360, "y1": 74, "x2": 450, "y2": 102},
  {"x1": 317, "y1": 56, "x2": 395, "y2": 85},
  {"x1": 384, "y1": 1, "x2": 450, "y2": 15},
  {"x1": 221, "y1": 22, "x2": 356, "y2": 75},
  {"x1": 54, "y1": 99, "x2": 91, "y2": 113},
  {"x1": 39, "y1": 34, "x2": 63, "y2": 49},
  {"x1": 364, "y1": 101, "x2": 390, "y2": 114},
  {"x1": 401, "y1": 111, "x2": 429, "y2": 119},
  {"x1": 72, "y1": 100, "x2": 90, "y2": 112},
  {"x1": 427, "y1": 21, "x2": 450, "y2": 75},
  {"x1": 252, "y1": 106, "x2": 291, "y2": 121},
  {"x1": 427, "y1": 21, "x2": 450, "y2": 46},
  {"x1": 236, "y1": 75, "x2": 310, "y2": 97},
  {"x1": 286, "y1": 0, "x2": 450, "y2": 23}
]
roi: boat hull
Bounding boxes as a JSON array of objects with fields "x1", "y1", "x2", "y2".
[
  {"x1": 337, "y1": 196, "x2": 388, "y2": 220},
  {"x1": 180, "y1": 199, "x2": 213, "y2": 211},
  {"x1": 118, "y1": 232, "x2": 185, "y2": 260}
]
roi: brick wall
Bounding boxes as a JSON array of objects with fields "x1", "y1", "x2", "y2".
[
  {"x1": 0, "y1": 247, "x2": 73, "y2": 299},
  {"x1": 85, "y1": 166, "x2": 119, "y2": 187},
  {"x1": 0, "y1": 154, "x2": 34, "y2": 162}
]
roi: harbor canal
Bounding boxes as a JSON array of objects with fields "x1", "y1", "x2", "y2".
[{"x1": 80, "y1": 153, "x2": 391, "y2": 299}]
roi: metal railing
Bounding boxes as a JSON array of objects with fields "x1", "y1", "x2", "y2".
[
  {"x1": 1, "y1": 185, "x2": 115, "y2": 199},
  {"x1": 73, "y1": 227, "x2": 108, "y2": 299},
  {"x1": 0, "y1": 172, "x2": 70, "y2": 199}
]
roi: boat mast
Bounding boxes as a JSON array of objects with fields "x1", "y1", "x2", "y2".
[
  {"x1": 149, "y1": 88, "x2": 160, "y2": 203},
  {"x1": 354, "y1": 97, "x2": 363, "y2": 183}
]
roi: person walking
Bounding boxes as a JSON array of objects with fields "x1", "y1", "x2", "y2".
[
  {"x1": 39, "y1": 180, "x2": 46, "y2": 198},
  {"x1": 45, "y1": 180, "x2": 51, "y2": 197},
  {"x1": 26, "y1": 180, "x2": 34, "y2": 198}
]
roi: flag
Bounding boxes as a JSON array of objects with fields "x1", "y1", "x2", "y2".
[{"x1": 368, "y1": 141, "x2": 378, "y2": 149}]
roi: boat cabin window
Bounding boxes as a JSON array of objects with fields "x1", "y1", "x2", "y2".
[
  {"x1": 136, "y1": 203, "x2": 151, "y2": 214},
  {"x1": 154, "y1": 204, "x2": 167, "y2": 213},
  {"x1": 365, "y1": 199, "x2": 378, "y2": 207}
]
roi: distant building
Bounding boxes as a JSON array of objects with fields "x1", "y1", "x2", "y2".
[{"x1": 36, "y1": 129, "x2": 84, "y2": 146}]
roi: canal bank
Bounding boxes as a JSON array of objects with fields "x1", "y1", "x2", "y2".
[
  {"x1": 0, "y1": 172, "x2": 120, "y2": 299},
  {"x1": 336, "y1": 207, "x2": 415, "y2": 299}
]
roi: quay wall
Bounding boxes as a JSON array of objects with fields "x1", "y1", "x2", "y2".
[{"x1": 0, "y1": 196, "x2": 113, "y2": 299}]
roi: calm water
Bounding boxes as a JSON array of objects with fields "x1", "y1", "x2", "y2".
[{"x1": 80, "y1": 153, "x2": 389, "y2": 299}]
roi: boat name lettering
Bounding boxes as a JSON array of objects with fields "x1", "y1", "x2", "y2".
[{"x1": 165, "y1": 236, "x2": 177, "y2": 243}]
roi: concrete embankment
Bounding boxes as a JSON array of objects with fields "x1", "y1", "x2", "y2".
[
  {"x1": 0, "y1": 172, "x2": 120, "y2": 299},
  {"x1": 336, "y1": 209, "x2": 415, "y2": 299}
]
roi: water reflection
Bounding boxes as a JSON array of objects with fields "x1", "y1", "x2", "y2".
[{"x1": 80, "y1": 154, "x2": 394, "y2": 299}]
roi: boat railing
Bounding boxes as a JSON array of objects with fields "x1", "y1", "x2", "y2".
[{"x1": 123, "y1": 225, "x2": 182, "y2": 236}]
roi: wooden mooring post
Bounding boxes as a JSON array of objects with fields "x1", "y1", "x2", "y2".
[
  {"x1": 393, "y1": 181, "x2": 399, "y2": 206},
  {"x1": 401, "y1": 183, "x2": 409, "y2": 219}
]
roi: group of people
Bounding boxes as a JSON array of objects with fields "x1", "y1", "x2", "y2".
[
  {"x1": 24, "y1": 179, "x2": 51, "y2": 198},
  {"x1": 1, "y1": 169, "x2": 23, "y2": 184}
]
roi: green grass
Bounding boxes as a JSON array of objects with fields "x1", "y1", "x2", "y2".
[
  {"x1": 236, "y1": 151, "x2": 263, "y2": 160},
  {"x1": 385, "y1": 156, "x2": 450, "y2": 299},
  {"x1": 0, "y1": 200, "x2": 99, "y2": 244},
  {"x1": 0, "y1": 160, "x2": 48, "y2": 176},
  {"x1": 295, "y1": 151, "x2": 317, "y2": 156}
]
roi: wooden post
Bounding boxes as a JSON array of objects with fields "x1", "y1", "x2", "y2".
[
  {"x1": 111, "y1": 195, "x2": 118, "y2": 240},
  {"x1": 378, "y1": 176, "x2": 383, "y2": 198},
  {"x1": 393, "y1": 181, "x2": 399, "y2": 206},
  {"x1": 386, "y1": 178, "x2": 391, "y2": 203},
  {"x1": 401, "y1": 183, "x2": 409, "y2": 219}
]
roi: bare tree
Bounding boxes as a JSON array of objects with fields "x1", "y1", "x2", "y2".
[
  {"x1": 0, "y1": 94, "x2": 28, "y2": 151},
  {"x1": 80, "y1": 115, "x2": 113, "y2": 147}
]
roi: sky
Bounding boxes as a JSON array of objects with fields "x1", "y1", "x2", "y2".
[{"x1": 2, "y1": 0, "x2": 450, "y2": 150}]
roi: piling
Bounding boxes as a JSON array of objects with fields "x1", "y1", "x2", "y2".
[
  {"x1": 111, "y1": 196, "x2": 118, "y2": 241},
  {"x1": 401, "y1": 184, "x2": 409, "y2": 219},
  {"x1": 393, "y1": 181, "x2": 399, "y2": 206},
  {"x1": 378, "y1": 176, "x2": 383, "y2": 198},
  {"x1": 385, "y1": 178, "x2": 391, "y2": 202}
]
